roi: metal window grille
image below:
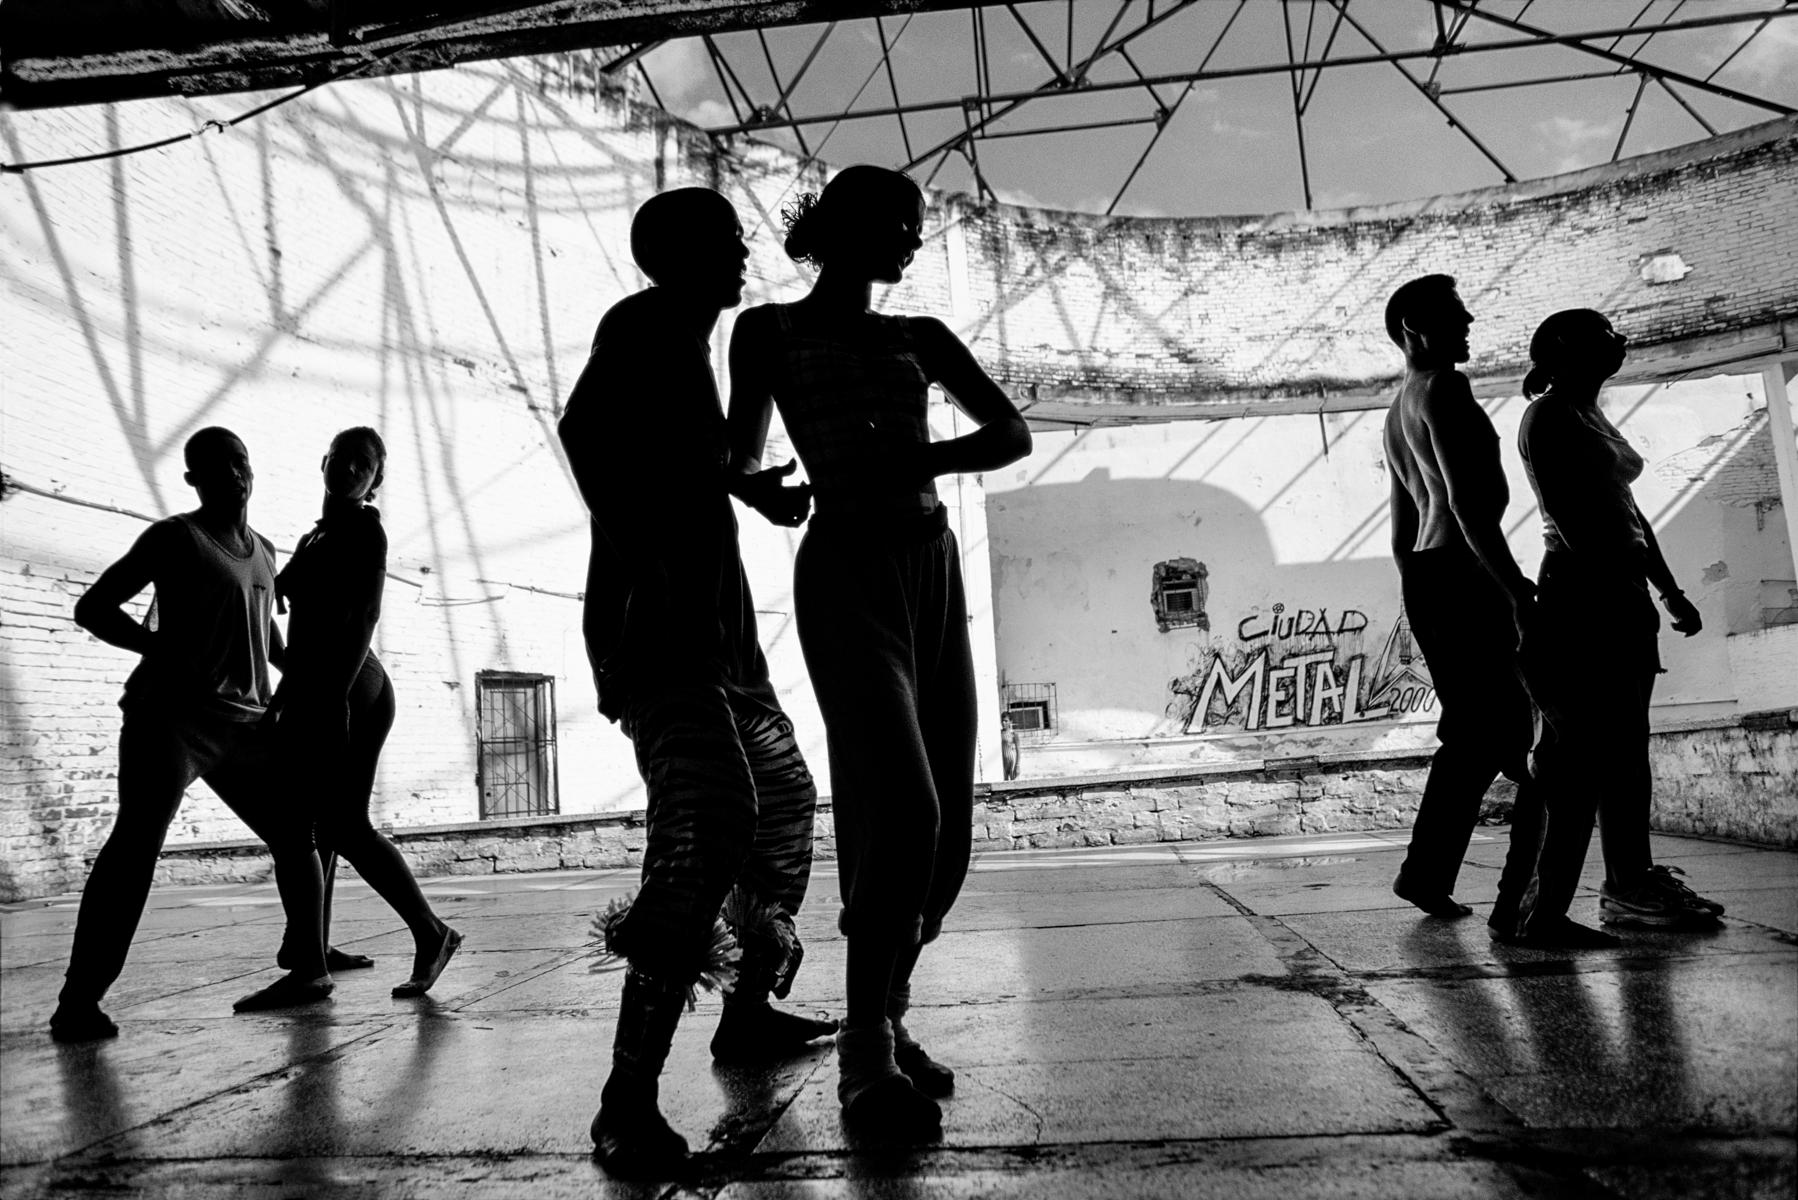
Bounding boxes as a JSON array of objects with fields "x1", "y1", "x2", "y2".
[
  {"x1": 1151, "y1": 559, "x2": 1209, "y2": 632},
  {"x1": 1163, "y1": 586, "x2": 1199, "y2": 613},
  {"x1": 476, "y1": 671, "x2": 559, "y2": 819},
  {"x1": 1002, "y1": 682, "x2": 1057, "y2": 743}
]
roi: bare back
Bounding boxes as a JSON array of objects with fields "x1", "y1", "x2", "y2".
[{"x1": 1386, "y1": 367, "x2": 1505, "y2": 555}]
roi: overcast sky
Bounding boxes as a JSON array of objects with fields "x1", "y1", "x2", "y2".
[{"x1": 635, "y1": 0, "x2": 1798, "y2": 216}]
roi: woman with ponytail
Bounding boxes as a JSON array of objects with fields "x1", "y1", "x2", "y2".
[
  {"x1": 272, "y1": 427, "x2": 461, "y2": 998},
  {"x1": 1516, "y1": 310, "x2": 1723, "y2": 939},
  {"x1": 727, "y1": 165, "x2": 1032, "y2": 1140}
]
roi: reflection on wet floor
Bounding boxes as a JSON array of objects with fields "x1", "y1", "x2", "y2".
[
  {"x1": 2, "y1": 827, "x2": 1793, "y2": 1198},
  {"x1": 1198, "y1": 856, "x2": 1363, "y2": 881}
]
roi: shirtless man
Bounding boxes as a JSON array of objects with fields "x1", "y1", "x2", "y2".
[
  {"x1": 559, "y1": 187, "x2": 835, "y2": 1176},
  {"x1": 1383, "y1": 275, "x2": 1554, "y2": 940}
]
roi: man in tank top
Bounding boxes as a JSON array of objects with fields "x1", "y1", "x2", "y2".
[
  {"x1": 1381, "y1": 276, "x2": 1559, "y2": 942},
  {"x1": 557, "y1": 187, "x2": 836, "y2": 1177},
  {"x1": 50, "y1": 427, "x2": 332, "y2": 1043}
]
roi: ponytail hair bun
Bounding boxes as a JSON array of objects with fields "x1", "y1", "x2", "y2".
[
  {"x1": 782, "y1": 192, "x2": 824, "y2": 264},
  {"x1": 1522, "y1": 364, "x2": 1554, "y2": 399},
  {"x1": 780, "y1": 164, "x2": 923, "y2": 267},
  {"x1": 1524, "y1": 308, "x2": 1607, "y2": 400}
]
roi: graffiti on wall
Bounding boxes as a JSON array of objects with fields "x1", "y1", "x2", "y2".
[{"x1": 1168, "y1": 604, "x2": 1436, "y2": 733}]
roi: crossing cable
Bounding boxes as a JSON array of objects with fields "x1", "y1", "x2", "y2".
[{"x1": 2, "y1": 46, "x2": 408, "y2": 175}]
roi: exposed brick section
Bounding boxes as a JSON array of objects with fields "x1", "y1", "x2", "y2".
[{"x1": 943, "y1": 119, "x2": 1798, "y2": 409}]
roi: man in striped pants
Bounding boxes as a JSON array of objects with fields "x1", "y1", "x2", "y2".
[{"x1": 558, "y1": 188, "x2": 835, "y2": 1178}]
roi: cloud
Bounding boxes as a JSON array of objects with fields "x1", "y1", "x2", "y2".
[
  {"x1": 688, "y1": 98, "x2": 737, "y2": 129},
  {"x1": 1536, "y1": 114, "x2": 1615, "y2": 173},
  {"x1": 641, "y1": 39, "x2": 714, "y2": 102},
  {"x1": 1311, "y1": 188, "x2": 1374, "y2": 210},
  {"x1": 1715, "y1": 18, "x2": 1798, "y2": 88},
  {"x1": 1208, "y1": 115, "x2": 1270, "y2": 140}
]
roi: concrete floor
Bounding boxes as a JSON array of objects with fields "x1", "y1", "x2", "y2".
[{"x1": 2, "y1": 828, "x2": 1793, "y2": 1199}]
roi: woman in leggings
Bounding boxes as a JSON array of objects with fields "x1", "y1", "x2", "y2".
[
  {"x1": 274, "y1": 427, "x2": 461, "y2": 997},
  {"x1": 728, "y1": 165, "x2": 1032, "y2": 1138},
  {"x1": 1516, "y1": 310, "x2": 1723, "y2": 941}
]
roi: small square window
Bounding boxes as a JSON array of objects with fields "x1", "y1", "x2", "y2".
[{"x1": 1152, "y1": 559, "x2": 1210, "y2": 633}]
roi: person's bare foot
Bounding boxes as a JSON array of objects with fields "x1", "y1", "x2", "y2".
[
  {"x1": 1393, "y1": 876, "x2": 1473, "y2": 918},
  {"x1": 392, "y1": 926, "x2": 462, "y2": 998},
  {"x1": 234, "y1": 973, "x2": 334, "y2": 1012}
]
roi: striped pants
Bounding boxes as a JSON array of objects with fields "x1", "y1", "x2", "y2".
[{"x1": 614, "y1": 679, "x2": 819, "y2": 983}]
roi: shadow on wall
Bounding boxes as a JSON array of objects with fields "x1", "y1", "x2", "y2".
[{"x1": 989, "y1": 469, "x2": 1410, "y2": 745}]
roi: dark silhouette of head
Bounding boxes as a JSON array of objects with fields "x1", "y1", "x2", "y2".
[
  {"x1": 1524, "y1": 308, "x2": 1628, "y2": 399},
  {"x1": 1385, "y1": 274, "x2": 1472, "y2": 367},
  {"x1": 782, "y1": 164, "x2": 925, "y2": 284},
  {"x1": 324, "y1": 426, "x2": 386, "y2": 504},
  {"x1": 183, "y1": 427, "x2": 252, "y2": 509},
  {"x1": 631, "y1": 187, "x2": 749, "y2": 308}
]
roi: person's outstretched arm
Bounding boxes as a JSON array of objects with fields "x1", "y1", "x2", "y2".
[
  {"x1": 909, "y1": 317, "x2": 1033, "y2": 477},
  {"x1": 723, "y1": 306, "x2": 811, "y2": 526},
  {"x1": 1420, "y1": 374, "x2": 1534, "y2": 608},
  {"x1": 73, "y1": 523, "x2": 169, "y2": 655}
]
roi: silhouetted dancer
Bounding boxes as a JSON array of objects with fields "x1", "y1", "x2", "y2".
[
  {"x1": 558, "y1": 187, "x2": 836, "y2": 1177},
  {"x1": 1517, "y1": 309, "x2": 1722, "y2": 940},
  {"x1": 51, "y1": 428, "x2": 331, "y2": 1042},
  {"x1": 269, "y1": 427, "x2": 462, "y2": 997},
  {"x1": 728, "y1": 165, "x2": 1033, "y2": 1141},
  {"x1": 1381, "y1": 275, "x2": 1548, "y2": 935}
]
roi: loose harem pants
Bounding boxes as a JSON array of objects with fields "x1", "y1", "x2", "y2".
[{"x1": 795, "y1": 506, "x2": 978, "y2": 947}]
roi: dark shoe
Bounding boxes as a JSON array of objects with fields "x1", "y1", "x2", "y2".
[
  {"x1": 234, "y1": 973, "x2": 335, "y2": 1012},
  {"x1": 50, "y1": 1003, "x2": 118, "y2": 1043},
  {"x1": 392, "y1": 927, "x2": 462, "y2": 998},
  {"x1": 1645, "y1": 864, "x2": 1726, "y2": 917},
  {"x1": 894, "y1": 1030, "x2": 955, "y2": 1098},
  {"x1": 591, "y1": 1075, "x2": 689, "y2": 1179},
  {"x1": 1600, "y1": 876, "x2": 1722, "y2": 930},
  {"x1": 711, "y1": 1001, "x2": 838, "y2": 1064},
  {"x1": 842, "y1": 1073, "x2": 942, "y2": 1143},
  {"x1": 1516, "y1": 917, "x2": 1620, "y2": 949},
  {"x1": 1393, "y1": 876, "x2": 1472, "y2": 919}
]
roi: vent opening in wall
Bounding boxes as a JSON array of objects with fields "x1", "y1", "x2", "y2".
[
  {"x1": 1152, "y1": 559, "x2": 1209, "y2": 632},
  {"x1": 1002, "y1": 682, "x2": 1057, "y2": 743},
  {"x1": 476, "y1": 671, "x2": 559, "y2": 819}
]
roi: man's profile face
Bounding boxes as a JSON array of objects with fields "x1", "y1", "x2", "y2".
[
  {"x1": 1412, "y1": 291, "x2": 1473, "y2": 365},
  {"x1": 666, "y1": 206, "x2": 750, "y2": 309}
]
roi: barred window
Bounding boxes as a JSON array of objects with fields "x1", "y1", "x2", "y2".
[
  {"x1": 1002, "y1": 682, "x2": 1057, "y2": 742},
  {"x1": 1152, "y1": 559, "x2": 1210, "y2": 632},
  {"x1": 476, "y1": 671, "x2": 559, "y2": 819}
]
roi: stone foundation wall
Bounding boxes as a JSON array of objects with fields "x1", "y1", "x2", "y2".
[
  {"x1": 1649, "y1": 714, "x2": 1798, "y2": 845},
  {"x1": 132, "y1": 711, "x2": 1794, "y2": 893}
]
